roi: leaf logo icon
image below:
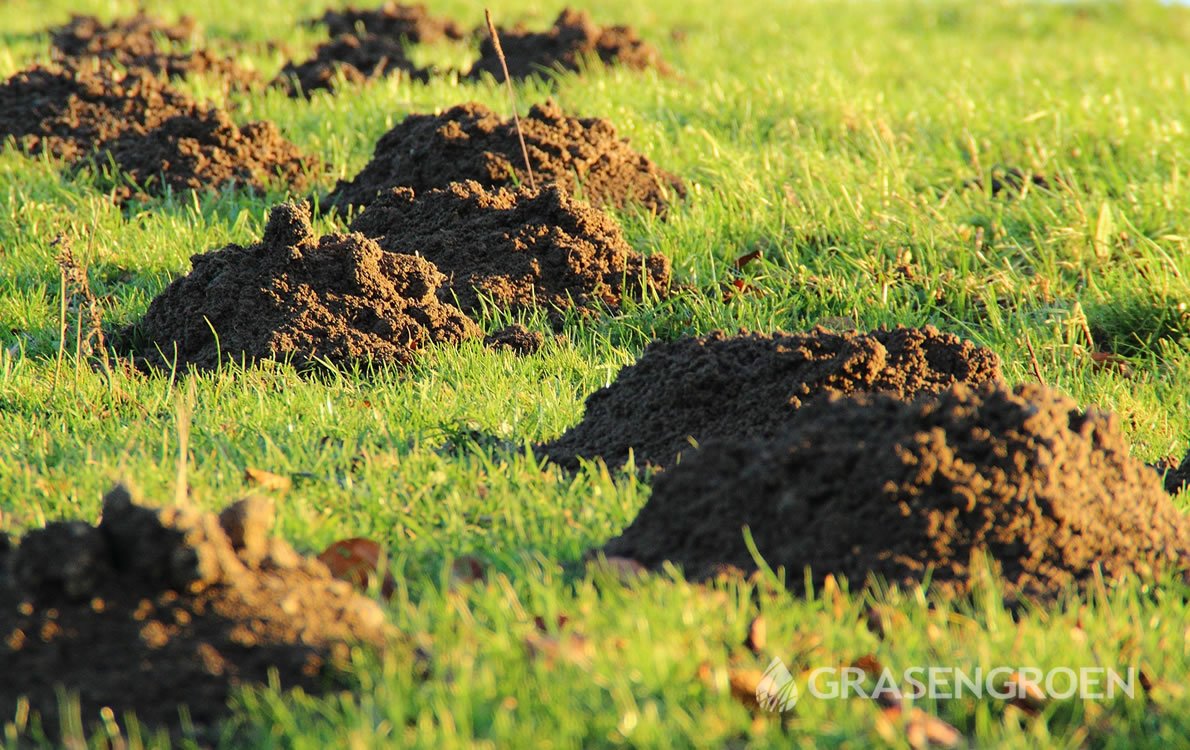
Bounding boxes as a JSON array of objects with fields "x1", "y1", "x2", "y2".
[{"x1": 756, "y1": 657, "x2": 798, "y2": 712}]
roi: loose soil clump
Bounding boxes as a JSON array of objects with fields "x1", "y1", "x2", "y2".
[
  {"x1": 326, "y1": 100, "x2": 685, "y2": 215},
  {"x1": 485, "y1": 324, "x2": 544, "y2": 355},
  {"x1": 540, "y1": 326, "x2": 1002, "y2": 471},
  {"x1": 0, "y1": 486, "x2": 390, "y2": 741},
  {"x1": 467, "y1": 8, "x2": 670, "y2": 81},
  {"x1": 126, "y1": 202, "x2": 479, "y2": 372},
  {"x1": 274, "y1": 33, "x2": 429, "y2": 97},
  {"x1": 50, "y1": 13, "x2": 254, "y2": 85},
  {"x1": 0, "y1": 63, "x2": 317, "y2": 200},
  {"x1": 603, "y1": 383, "x2": 1190, "y2": 601},
  {"x1": 349, "y1": 180, "x2": 671, "y2": 315},
  {"x1": 309, "y1": 2, "x2": 466, "y2": 43}
]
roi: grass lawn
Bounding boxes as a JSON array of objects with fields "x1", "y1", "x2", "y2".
[{"x1": 2, "y1": 0, "x2": 1190, "y2": 746}]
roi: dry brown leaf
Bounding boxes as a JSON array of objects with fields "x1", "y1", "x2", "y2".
[
  {"x1": 745, "y1": 615, "x2": 767, "y2": 654},
  {"x1": 243, "y1": 466, "x2": 292, "y2": 492}
]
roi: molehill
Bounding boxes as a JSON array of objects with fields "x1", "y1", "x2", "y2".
[
  {"x1": 602, "y1": 382, "x2": 1190, "y2": 601},
  {"x1": 540, "y1": 326, "x2": 1002, "y2": 471},
  {"x1": 326, "y1": 100, "x2": 685, "y2": 215}
]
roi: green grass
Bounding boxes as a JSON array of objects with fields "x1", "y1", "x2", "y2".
[{"x1": 2, "y1": 0, "x2": 1190, "y2": 746}]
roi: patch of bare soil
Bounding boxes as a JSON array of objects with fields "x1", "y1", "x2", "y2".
[
  {"x1": 467, "y1": 8, "x2": 670, "y2": 81},
  {"x1": 0, "y1": 63, "x2": 318, "y2": 201},
  {"x1": 485, "y1": 324, "x2": 544, "y2": 355},
  {"x1": 274, "y1": 33, "x2": 429, "y2": 97},
  {"x1": 349, "y1": 180, "x2": 671, "y2": 315},
  {"x1": 539, "y1": 326, "x2": 1003, "y2": 471},
  {"x1": 0, "y1": 486, "x2": 390, "y2": 742},
  {"x1": 603, "y1": 382, "x2": 1190, "y2": 602},
  {"x1": 49, "y1": 12, "x2": 256, "y2": 86},
  {"x1": 309, "y1": 2, "x2": 465, "y2": 43},
  {"x1": 326, "y1": 100, "x2": 685, "y2": 215},
  {"x1": 124, "y1": 202, "x2": 479, "y2": 372}
]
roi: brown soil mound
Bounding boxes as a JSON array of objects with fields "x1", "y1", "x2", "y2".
[
  {"x1": 485, "y1": 324, "x2": 544, "y2": 355},
  {"x1": 603, "y1": 383, "x2": 1190, "y2": 601},
  {"x1": 310, "y1": 2, "x2": 465, "y2": 42},
  {"x1": 96, "y1": 109, "x2": 319, "y2": 203},
  {"x1": 326, "y1": 101, "x2": 685, "y2": 215},
  {"x1": 0, "y1": 63, "x2": 192, "y2": 161},
  {"x1": 274, "y1": 32, "x2": 429, "y2": 97},
  {"x1": 0, "y1": 486, "x2": 390, "y2": 741},
  {"x1": 0, "y1": 63, "x2": 317, "y2": 200},
  {"x1": 348, "y1": 180, "x2": 671, "y2": 314},
  {"x1": 467, "y1": 8, "x2": 670, "y2": 81},
  {"x1": 50, "y1": 13, "x2": 253, "y2": 85},
  {"x1": 540, "y1": 326, "x2": 1003, "y2": 471},
  {"x1": 126, "y1": 202, "x2": 479, "y2": 371}
]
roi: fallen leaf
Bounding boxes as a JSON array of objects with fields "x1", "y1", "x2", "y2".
[
  {"x1": 722, "y1": 278, "x2": 764, "y2": 302},
  {"x1": 880, "y1": 705, "x2": 962, "y2": 749},
  {"x1": 243, "y1": 467, "x2": 291, "y2": 492},
  {"x1": 1089, "y1": 351, "x2": 1132, "y2": 375},
  {"x1": 745, "y1": 615, "x2": 766, "y2": 654},
  {"x1": 733, "y1": 250, "x2": 763, "y2": 269},
  {"x1": 318, "y1": 537, "x2": 395, "y2": 599}
]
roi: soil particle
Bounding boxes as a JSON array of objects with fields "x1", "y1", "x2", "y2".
[
  {"x1": 467, "y1": 8, "x2": 670, "y2": 81},
  {"x1": 49, "y1": 13, "x2": 254, "y2": 85},
  {"x1": 0, "y1": 63, "x2": 317, "y2": 201},
  {"x1": 125, "y1": 201, "x2": 479, "y2": 372},
  {"x1": 326, "y1": 100, "x2": 685, "y2": 215},
  {"x1": 603, "y1": 383, "x2": 1190, "y2": 601},
  {"x1": 310, "y1": 2, "x2": 466, "y2": 43},
  {"x1": 274, "y1": 32, "x2": 429, "y2": 97},
  {"x1": 539, "y1": 326, "x2": 1003, "y2": 471},
  {"x1": 0, "y1": 484, "x2": 390, "y2": 741},
  {"x1": 485, "y1": 324, "x2": 544, "y2": 355},
  {"x1": 964, "y1": 166, "x2": 1055, "y2": 197},
  {"x1": 349, "y1": 180, "x2": 671, "y2": 314}
]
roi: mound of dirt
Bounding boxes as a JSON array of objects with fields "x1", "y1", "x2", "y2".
[
  {"x1": 540, "y1": 326, "x2": 1003, "y2": 471},
  {"x1": 603, "y1": 383, "x2": 1190, "y2": 601},
  {"x1": 274, "y1": 32, "x2": 429, "y2": 97},
  {"x1": 485, "y1": 324, "x2": 544, "y2": 355},
  {"x1": 467, "y1": 8, "x2": 670, "y2": 81},
  {"x1": 0, "y1": 63, "x2": 317, "y2": 200},
  {"x1": 96, "y1": 109, "x2": 319, "y2": 203},
  {"x1": 310, "y1": 2, "x2": 465, "y2": 42},
  {"x1": 0, "y1": 486, "x2": 390, "y2": 741},
  {"x1": 1159, "y1": 451, "x2": 1190, "y2": 494},
  {"x1": 349, "y1": 180, "x2": 671, "y2": 314},
  {"x1": 0, "y1": 63, "x2": 192, "y2": 161},
  {"x1": 126, "y1": 202, "x2": 478, "y2": 371},
  {"x1": 326, "y1": 101, "x2": 685, "y2": 215},
  {"x1": 50, "y1": 12, "x2": 253, "y2": 85}
]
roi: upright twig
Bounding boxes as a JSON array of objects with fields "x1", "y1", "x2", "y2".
[
  {"x1": 485, "y1": 9, "x2": 535, "y2": 190},
  {"x1": 173, "y1": 380, "x2": 195, "y2": 508},
  {"x1": 1023, "y1": 331, "x2": 1045, "y2": 384}
]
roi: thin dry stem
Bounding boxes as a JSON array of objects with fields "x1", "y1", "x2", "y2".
[{"x1": 485, "y1": 9, "x2": 535, "y2": 190}]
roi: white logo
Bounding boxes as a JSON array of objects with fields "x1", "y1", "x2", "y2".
[{"x1": 756, "y1": 657, "x2": 798, "y2": 712}]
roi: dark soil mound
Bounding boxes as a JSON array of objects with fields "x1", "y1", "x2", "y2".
[
  {"x1": 96, "y1": 109, "x2": 320, "y2": 203},
  {"x1": 310, "y1": 2, "x2": 465, "y2": 42},
  {"x1": 326, "y1": 101, "x2": 685, "y2": 215},
  {"x1": 0, "y1": 63, "x2": 192, "y2": 161},
  {"x1": 604, "y1": 383, "x2": 1190, "y2": 601},
  {"x1": 0, "y1": 63, "x2": 316, "y2": 200},
  {"x1": 467, "y1": 8, "x2": 669, "y2": 81},
  {"x1": 1160, "y1": 451, "x2": 1190, "y2": 494},
  {"x1": 274, "y1": 32, "x2": 429, "y2": 97},
  {"x1": 126, "y1": 202, "x2": 479, "y2": 371},
  {"x1": 540, "y1": 326, "x2": 1003, "y2": 471},
  {"x1": 349, "y1": 180, "x2": 671, "y2": 314},
  {"x1": 50, "y1": 13, "x2": 253, "y2": 85},
  {"x1": 485, "y1": 324, "x2": 544, "y2": 355},
  {"x1": 0, "y1": 486, "x2": 390, "y2": 741}
]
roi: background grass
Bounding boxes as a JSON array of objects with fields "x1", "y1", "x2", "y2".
[{"x1": 2, "y1": 0, "x2": 1190, "y2": 746}]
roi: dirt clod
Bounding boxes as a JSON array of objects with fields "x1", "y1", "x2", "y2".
[
  {"x1": 485, "y1": 324, "x2": 544, "y2": 355},
  {"x1": 0, "y1": 484, "x2": 390, "y2": 741},
  {"x1": 350, "y1": 180, "x2": 671, "y2": 314},
  {"x1": 49, "y1": 13, "x2": 254, "y2": 85},
  {"x1": 603, "y1": 383, "x2": 1190, "y2": 601},
  {"x1": 467, "y1": 9, "x2": 669, "y2": 81},
  {"x1": 310, "y1": 2, "x2": 465, "y2": 43},
  {"x1": 274, "y1": 32, "x2": 429, "y2": 97},
  {"x1": 126, "y1": 201, "x2": 479, "y2": 371},
  {"x1": 327, "y1": 100, "x2": 684, "y2": 214},
  {"x1": 540, "y1": 326, "x2": 1002, "y2": 471}
]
